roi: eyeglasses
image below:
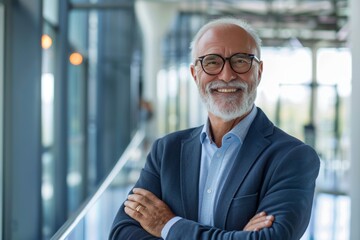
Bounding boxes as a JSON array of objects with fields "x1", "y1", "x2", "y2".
[{"x1": 195, "y1": 53, "x2": 261, "y2": 75}]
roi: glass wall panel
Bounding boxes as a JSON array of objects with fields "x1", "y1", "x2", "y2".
[
  {"x1": 316, "y1": 48, "x2": 351, "y2": 192},
  {"x1": 70, "y1": 0, "x2": 91, "y2": 4},
  {"x1": 313, "y1": 193, "x2": 350, "y2": 240},
  {"x1": 67, "y1": 60, "x2": 87, "y2": 212},
  {"x1": 40, "y1": 1, "x2": 138, "y2": 237},
  {"x1": 67, "y1": 9, "x2": 88, "y2": 214},
  {"x1": 317, "y1": 48, "x2": 351, "y2": 174},
  {"x1": 43, "y1": 0, "x2": 58, "y2": 25},
  {"x1": 66, "y1": 2, "x2": 138, "y2": 223},
  {"x1": 255, "y1": 46, "x2": 351, "y2": 239},
  {"x1": 0, "y1": 3, "x2": 4, "y2": 238},
  {"x1": 316, "y1": 86, "x2": 338, "y2": 160},
  {"x1": 159, "y1": 13, "x2": 206, "y2": 135},
  {"x1": 257, "y1": 47, "x2": 312, "y2": 135},
  {"x1": 42, "y1": 0, "x2": 60, "y2": 238},
  {"x1": 317, "y1": 48, "x2": 352, "y2": 86},
  {"x1": 278, "y1": 85, "x2": 311, "y2": 140}
]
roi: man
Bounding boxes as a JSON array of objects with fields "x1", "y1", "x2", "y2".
[{"x1": 109, "y1": 17, "x2": 320, "y2": 240}]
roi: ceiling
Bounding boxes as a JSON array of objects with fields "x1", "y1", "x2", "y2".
[
  {"x1": 69, "y1": 0, "x2": 349, "y2": 48},
  {"x1": 176, "y1": 0, "x2": 349, "y2": 47}
]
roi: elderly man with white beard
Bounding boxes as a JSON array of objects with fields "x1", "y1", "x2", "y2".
[{"x1": 110, "y1": 17, "x2": 320, "y2": 240}]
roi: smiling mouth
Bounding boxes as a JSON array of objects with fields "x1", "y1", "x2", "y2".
[{"x1": 212, "y1": 88, "x2": 240, "y2": 93}]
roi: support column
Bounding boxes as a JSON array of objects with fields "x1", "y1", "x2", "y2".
[
  {"x1": 135, "y1": 0, "x2": 178, "y2": 137},
  {"x1": 350, "y1": 0, "x2": 360, "y2": 239},
  {"x1": 0, "y1": 2, "x2": 4, "y2": 239},
  {"x1": 3, "y1": 0, "x2": 42, "y2": 239}
]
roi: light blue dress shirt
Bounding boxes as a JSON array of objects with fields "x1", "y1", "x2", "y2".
[{"x1": 161, "y1": 106, "x2": 258, "y2": 238}]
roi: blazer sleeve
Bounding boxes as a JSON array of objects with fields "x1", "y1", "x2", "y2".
[
  {"x1": 109, "y1": 139, "x2": 163, "y2": 240},
  {"x1": 166, "y1": 144, "x2": 320, "y2": 240}
]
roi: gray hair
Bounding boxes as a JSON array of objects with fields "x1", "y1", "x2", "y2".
[{"x1": 190, "y1": 17, "x2": 262, "y2": 62}]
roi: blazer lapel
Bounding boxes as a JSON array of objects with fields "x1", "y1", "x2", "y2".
[
  {"x1": 214, "y1": 109, "x2": 273, "y2": 228},
  {"x1": 180, "y1": 127, "x2": 202, "y2": 221}
]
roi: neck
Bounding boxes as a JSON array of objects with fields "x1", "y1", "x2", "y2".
[{"x1": 208, "y1": 110, "x2": 251, "y2": 147}]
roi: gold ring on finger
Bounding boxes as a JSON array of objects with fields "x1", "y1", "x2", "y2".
[{"x1": 135, "y1": 205, "x2": 143, "y2": 212}]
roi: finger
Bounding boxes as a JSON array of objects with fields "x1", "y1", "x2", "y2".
[
  {"x1": 128, "y1": 196, "x2": 155, "y2": 217},
  {"x1": 129, "y1": 189, "x2": 163, "y2": 212},
  {"x1": 124, "y1": 200, "x2": 143, "y2": 213},
  {"x1": 254, "y1": 218, "x2": 273, "y2": 230},
  {"x1": 124, "y1": 198, "x2": 150, "y2": 217},
  {"x1": 243, "y1": 213, "x2": 274, "y2": 231},
  {"x1": 257, "y1": 211, "x2": 266, "y2": 217},
  {"x1": 252, "y1": 215, "x2": 274, "y2": 226},
  {"x1": 124, "y1": 205, "x2": 143, "y2": 221},
  {"x1": 244, "y1": 214, "x2": 265, "y2": 228},
  {"x1": 133, "y1": 188, "x2": 160, "y2": 204},
  {"x1": 245, "y1": 218, "x2": 274, "y2": 231},
  {"x1": 250, "y1": 212, "x2": 271, "y2": 222},
  {"x1": 128, "y1": 193, "x2": 151, "y2": 208},
  {"x1": 249, "y1": 215, "x2": 273, "y2": 226},
  {"x1": 248, "y1": 212, "x2": 266, "y2": 222}
]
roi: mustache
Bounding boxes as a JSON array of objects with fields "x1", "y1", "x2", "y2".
[{"x1": 205, "y1": 80, "x2": 248, "y2": 92}]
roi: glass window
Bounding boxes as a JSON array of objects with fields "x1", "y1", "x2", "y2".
[
  {"x1": 0, "y1": 3, "x2": 4, "y2": 238},
  {"x1": 317, "y1": 48, "x2": 351, "y2": 87},
  {"x1": 70, "y1": 0, "x2": 91, "y2": 4},
  {"x1": 67, "y1": 9, "x2": 88, "y2": 214},
  {"x1": 67, "y1": 61, "x2": 87, "y2": 212},
  {"x1": 0, "y1": 3, "x2": 4, "y2": 143},
  {"x1": 41, "y1": 2, "x2": 58, "y2": 238},
  {"x1": 257, "y1": 47, "x2": 312, "y2": 135},
  {"x1": 66, "y1": 5, "x2": 139, "y2": 217},
  {"x1": 316, "y1": 48, "x2": 351, "y2": 191},
  {"x1": 277, "y1": 85, "x2": 311, "y2": 140},
  {"x1": 43, "y1": 0, "x2": 58, "y2": 25},
  {"x1": 313, "y1": 193, "x2": 350, "y2": 239},
  {"x1": 158, "y1": 13, "x2": 207, "y2": 135},
  {"x1": 256, "y1": 46, "x2": 351, "y2": 239},
  {"x1": 41, "y1": 4, "x2": 139, "y2": 237}
]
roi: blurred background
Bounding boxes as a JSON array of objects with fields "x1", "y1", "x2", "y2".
[{"x1": 1, "y1": 0, "x2": 360, "y2": 239}]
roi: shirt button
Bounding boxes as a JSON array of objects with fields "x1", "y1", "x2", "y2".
[{"x1": 207, "y1": 188, "x2": 212, "y2": 194}]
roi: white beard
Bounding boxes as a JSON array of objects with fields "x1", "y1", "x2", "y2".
[{"x1": 198, "y1": 80, "x2": 257, "y2": 122}]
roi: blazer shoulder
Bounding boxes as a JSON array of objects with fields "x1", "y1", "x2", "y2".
[
  {"x1": 158, "y1": 126, "x2": 203, "y2": 143},
  {"x1": 255, "y1": 107, "x2": 317, "y2": 151},
  {"x1": 151, "y1": 126, "x2": 203, "y2": 159}
]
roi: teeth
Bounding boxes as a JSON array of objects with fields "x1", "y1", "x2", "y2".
[{"x1": 216, "y1": 88, "x2": 237, "y2": 93}]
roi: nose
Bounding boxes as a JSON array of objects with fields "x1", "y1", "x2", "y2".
[{"x1": 218, "y1": 60, "x2": 236, "y2": 82}]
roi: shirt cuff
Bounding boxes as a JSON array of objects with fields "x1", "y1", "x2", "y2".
[{"x1": 161, "y1": 216, "x2": 182, "y2": 239}]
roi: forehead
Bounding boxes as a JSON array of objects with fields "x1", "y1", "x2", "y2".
[{"x1": 196, "y1": 24, "x2": 256, "y2": 57}]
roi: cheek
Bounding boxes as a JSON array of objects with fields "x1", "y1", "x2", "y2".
[
  {"x1": 242, "y1": 73, "x2": 259, "y2": 90},
  {"x1": 196, "y1": 74, "x2": 211, "y2": 90}
]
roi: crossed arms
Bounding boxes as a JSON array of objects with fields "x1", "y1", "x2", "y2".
[{"x1": 109, "y1": 130, "x2": 320, "y2": 240}]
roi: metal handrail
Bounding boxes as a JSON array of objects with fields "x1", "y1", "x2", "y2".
[{"x1": 51, "y1": 129, "x2": 145, "y2": 240}]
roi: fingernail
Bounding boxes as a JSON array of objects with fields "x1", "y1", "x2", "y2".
[{"x1": 266, "y1": 215, "x2": 272, "y2": 220}]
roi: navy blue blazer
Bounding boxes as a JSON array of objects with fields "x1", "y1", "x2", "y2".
[{"x1": 110, "y1": 108, "x2": 320, "y2": 240}]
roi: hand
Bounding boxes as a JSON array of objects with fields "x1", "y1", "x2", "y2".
[
  {"x1": 124, "y1": 188, "x2": 176, "y2": 237},
  {"x1": 243, "y1": 211, "x2": 274, "y2": 231}
]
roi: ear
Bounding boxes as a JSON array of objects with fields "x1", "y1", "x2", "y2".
[
  {"x1": 257, "y1": 61, "x2": 263, "y2": 85},
  {"x1": 190, "y1": 64, "x2": 197, "y2": 83}
]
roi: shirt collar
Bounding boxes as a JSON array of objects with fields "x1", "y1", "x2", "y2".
[{"x1": 200, "y1": 105, "x2": 258, "y2": 144}]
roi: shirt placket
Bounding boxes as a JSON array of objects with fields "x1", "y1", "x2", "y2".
[{"x1": 199, "y1": 140, "x2": 231, "y2": 225}]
